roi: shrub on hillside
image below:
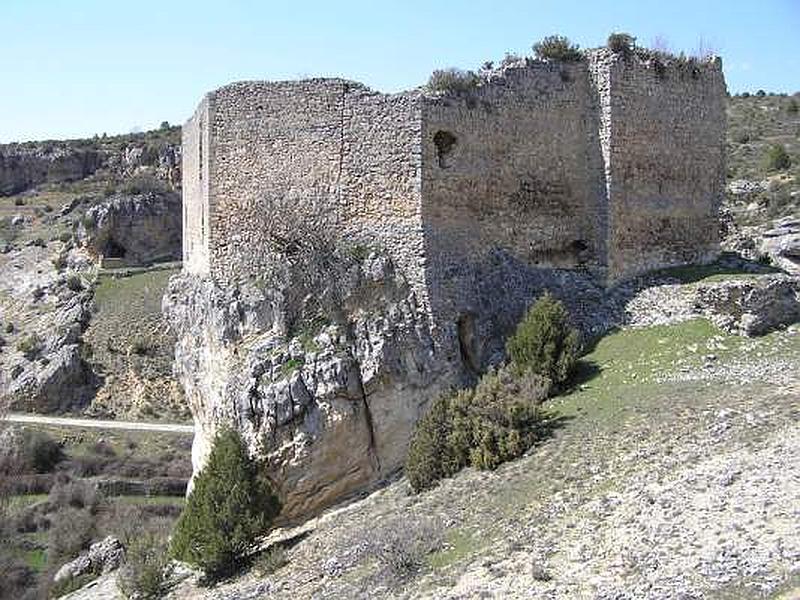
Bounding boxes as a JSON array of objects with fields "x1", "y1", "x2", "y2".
[
  {"x1": 532, "y1": 35, "x2": 582, "y2": 62},
  {"x1": 117, "y1": 173, "x2": 168, "y2": 196},
  {"x1": 607, "y1": 32, "x2": 636, "y2": 54},
  {"x1": 47, "y1": 507, "x2": 96, "y2": 563},
  {"x1": 404, "y1": 390, "x2": 466, "y2": 492},
  {"x1": 254, "y1": 545, "x2": 288, "y2": 576},
  {"x1": 505, "y1": 292, "x2": 581, "y2": 387},
  {"x1": 371, "y1": 517, "x2": 444, "y2": 586},
  {"x1": 453, "y1": 366, "x2": 550, "y2": 470},
  {"x1": 23, "y1": 430, "x2": 63, "y2": 473},
  {"x1": 405, "y1": 366, "x2": 550, "y2": 492},
  {"x1": 48, "y1": 479, "x2": 102, "y2": 512},
  {"x1": 65, "y1": 274, "x2": 83, "y2": 292},
  {"x1": 118, "y1": 522, "x2": 174, "y2": 600},
  {"x1": 788, "y1": 98, "x2": 799, "y2": 114},
  {"x1": 16, "y1": 333, "x2": 43, "y2": 360},
  {"x1": 765, "y1": 143, "x2": 792, "y2": 171},
  {"x1": 170, "y1": 428, "x2": 281, "y2": 580},
  {"x1": 426, "y1": 68, "x2": 481, "y2": 95}
]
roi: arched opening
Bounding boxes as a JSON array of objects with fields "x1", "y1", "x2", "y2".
[{"x1": 103, "y1": 237, "x2": 127, "y2": 259}]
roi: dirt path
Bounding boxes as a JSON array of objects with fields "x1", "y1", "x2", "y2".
[{"x1": 4, "y1": 413, "x2": 194, "y2": 434}]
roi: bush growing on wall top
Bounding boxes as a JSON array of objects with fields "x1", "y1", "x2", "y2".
[
  {"x1": 765, "y1": 144, "x2": 792, "y2": 172},
  {"x1": 532, "y1": 35, "x2": 582, "y2": 62},
  {"x1": 426, "y1": 68, "x2": 481, "y2": 95},
  {"x1": 607, "y1": 32, "x2": 636, "y2": 54}
]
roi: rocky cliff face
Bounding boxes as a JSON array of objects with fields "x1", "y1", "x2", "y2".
[
  {"x1": 164, "y1": 254, "x2": 456, "y2": 520},
  {"x1": 79, "y1": 192, "x2": 182, "y2": 265},
  {"x1": 0, "y1": 244, "x2": 96, "y2": 412},
  {"x1": 0, "y1": 143, "x2": 102, "y2": 196},
  {"x1": 0, "y1": 130, "x2": 181, "y2": 197},
  {"x1": 0, "y1": 126, "x2": 183, "y2": 417}
]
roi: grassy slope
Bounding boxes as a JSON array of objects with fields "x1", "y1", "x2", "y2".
[
  {"x1": 212, "y1": 319, "x2": 800, "y2": 598},
  {"x1": 83, "y1": 267, "x2": 188, "y2": 421}
]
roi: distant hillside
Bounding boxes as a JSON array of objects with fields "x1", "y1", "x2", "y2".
[
  {"x1": 727, "y1": 92, "x2": 800, "y2": 182},
  {"x1": 0, "y1": 124, "x2": 186, "y2": 421},
  {"x1": 723, "y1": 92, "x2": 799, "y2": 272}
]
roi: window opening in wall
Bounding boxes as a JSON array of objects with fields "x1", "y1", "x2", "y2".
[
  {"x1": 456, "y1": 313, "x2": 479, "y2": 375},
  {"x1": 433, "y1": 130, "x2": 457, "y2": 169}
]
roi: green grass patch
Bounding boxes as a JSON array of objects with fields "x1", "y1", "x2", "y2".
[
  {"x1": 555, "y1": 317, "x2": 800, "y2": 423},
  {"x1": 427, "y1": 529, "x2": 479, "y2": 570},
  {"x1": 280, "y1": 358, "x2": 304, "y2": 378},
  {"x1": 8, "y1": 493, "x2": 48, "y2": 512},
  {"x1": 23, "y1": 547, "x2": 47, "y2": 572},
  {"x1": 652, "y1": 257, "x2": 778, "y2": 284},
  {"x1": 93, "y1": 268, "x2": 177, "y2": 312}
]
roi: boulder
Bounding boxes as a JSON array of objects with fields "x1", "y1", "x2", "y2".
[
  {"x1": 695, "y1": 275, "x2": 800, "y2": 336},
  {"x1": 760, "y1": 218, "x2": 800, "y2": 273},
  {"x1": 53, "y1": 537, "x2": 124, "y2": 584}
]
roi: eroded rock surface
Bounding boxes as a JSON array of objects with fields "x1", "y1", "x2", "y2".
[
  {"x1": 0, "y1": 245, "x2": 96, "y2": 411},
  {"x1": 79, "y1": 192, "x2": 182, "y2": 265},
  {"x1": 164, "y1": 254, "x2": 455, "y2": 521},
  {"x1": 54, "y1": 537, "x2": 124, "y2": 585}
]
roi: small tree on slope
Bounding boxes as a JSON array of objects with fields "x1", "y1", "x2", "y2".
[
  {"x1": 170, "y1": 428, "x2": 280, "y2": 581},
  {"x1": 505, "y1": 291, "x2": 581, "y2": 387}
]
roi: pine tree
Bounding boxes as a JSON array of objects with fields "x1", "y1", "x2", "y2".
[
  {"x1": 170, "y1": 428, "x2": 280, "y2": 580},
  {"x1": 506, "y1": 292, "x2": 580, "y2": 386}
]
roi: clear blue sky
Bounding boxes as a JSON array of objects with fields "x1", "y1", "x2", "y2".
[{"x1": 1, "y1": 0, "x2": 798, "y2": 142}]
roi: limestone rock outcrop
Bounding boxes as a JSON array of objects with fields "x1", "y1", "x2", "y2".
[
  {"x1": 54, "y1": 537, "x2": 125, "y2": 585},
  {"x1": 79, "y1": 192, "x2": 182, "y2": 265},
  {"x1": 2, "y1": 292, "x2": 95, "y2": 412},
  {"x1": 164, "y1": 254, "x2": 455, "y2": 521},
  {"x1": 0, "y1": 143, "x2": 102, "y2": 196},
  {"x1": 695, "y1": 274, "x2": 800, "y2": 336},
  {"x1": 0, "y1": 136, "x2": 181, "y2": 197}
]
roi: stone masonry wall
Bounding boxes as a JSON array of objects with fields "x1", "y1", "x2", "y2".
[
  {"x1": 420, "y1": 61, "x2": 608, "y2": 334},
  {"x1": 182, "y1": 52, "x2": 726, "y2": 332},
  {"x1": 195, "y1": 80, "x2": 427, "y2": 305},
  {"x1": 599, "y1": 50, "x2": 726, "y2": 280},
  {"x1": 182, "y1": 98, "x2": 211, "y2": 274}
]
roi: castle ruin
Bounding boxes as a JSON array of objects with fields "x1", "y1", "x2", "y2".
[
  {"x1": 182, "y1": 48, "x2": 725, "y2": 343},
  {"x1": 173, "y1": 48, "x2": 727, "y2": 517}
]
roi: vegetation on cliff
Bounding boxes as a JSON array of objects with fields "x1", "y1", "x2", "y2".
[
  {"x1": 170, "y1": 428, "x2": 280, "y2": 580},
  {"x1": 406, "y1": 293, "x2": 578, "y2": 492}
]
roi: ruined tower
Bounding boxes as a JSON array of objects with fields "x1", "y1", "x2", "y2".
[{"x1": 182, "y1": 47, "x2": 726, "y2": 339}]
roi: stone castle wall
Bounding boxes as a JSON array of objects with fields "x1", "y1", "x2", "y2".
[
  {"x1": 420, "y1": 61, "x2": 608, "y2": 334},
  {"x1": 182, "y1": 98, "x2": 211, "y2": 274},
  {"x1": 183, "y1": 80, "x2": 428, "y2": 303},
  {"x1": 182, "y1": 50, "x2": 726, "y2": 328},
  {"x1": 599, "y1": 51, "x2": 726, "y2": 280}
]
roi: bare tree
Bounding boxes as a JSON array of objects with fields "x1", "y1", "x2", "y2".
[{"x1": 255, "y1": 190, "x2": 358, "y2": 335}]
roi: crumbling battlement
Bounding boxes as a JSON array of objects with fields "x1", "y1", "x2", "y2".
[{"x1": 182, "y1": 48, "x2": 726, "y2": 343}]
